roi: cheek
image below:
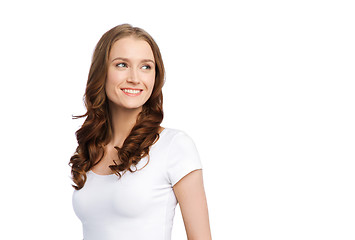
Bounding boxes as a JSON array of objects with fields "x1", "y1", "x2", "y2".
[
  {"x1": 144, "y1": 73, "x2": 156, "y2": 92},
  {"x1": 107, "y1": 70, "x2": 125, "y2": 85},
  {"x1": 106, "y1": 70, "x2": 125, "y2": 92},
  {"x1": 148, "y1": 78, "x2": 155, "y2": 91}
]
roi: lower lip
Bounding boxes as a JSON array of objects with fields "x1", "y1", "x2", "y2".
[{"x1": 122, "y1": 89, "x2": 143, "y2": 96}]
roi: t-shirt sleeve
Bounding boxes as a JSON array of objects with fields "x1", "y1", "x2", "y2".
[{"x1": 166, "y1": 131, "x2": 202, "y2": 186}]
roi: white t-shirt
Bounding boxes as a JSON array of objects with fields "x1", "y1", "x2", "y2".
[{"x1": 72, "y1": 128, "x2": 202, "y2": 240}]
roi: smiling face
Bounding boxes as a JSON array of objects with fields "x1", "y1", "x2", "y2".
[{"x1": 106, "y1": 36, "x2": 156, "y2": 112}]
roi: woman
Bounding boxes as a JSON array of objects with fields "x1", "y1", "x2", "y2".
[{"x1": 70, "y1": 24, "x2": 211, "y2": 240}]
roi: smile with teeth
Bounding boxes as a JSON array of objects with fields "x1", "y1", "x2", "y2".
[{"x1": 121, "y1": 88, "x2": 142, "y2": 96}]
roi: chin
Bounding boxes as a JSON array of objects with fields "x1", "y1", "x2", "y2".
[
  {"x1": 122, "y1": 104, "x2": 144, "y2": 111},
  {"x1": 111, "y1": 99, "x2": 147, "y2": 111}
]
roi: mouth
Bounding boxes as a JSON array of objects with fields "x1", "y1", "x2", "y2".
[{"x1": 121, "y1": 88, "x2": 143, "y2": 96}]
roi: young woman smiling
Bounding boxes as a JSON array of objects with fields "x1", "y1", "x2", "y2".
[{"x1": 69, "y1": 24, "x2": 212, "y2": 240}]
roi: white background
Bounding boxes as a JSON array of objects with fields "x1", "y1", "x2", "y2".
[{"x1": 0, "y1": 0, "x2": 354, "y2": 239}]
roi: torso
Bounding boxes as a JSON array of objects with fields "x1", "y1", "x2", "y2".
[{"x1": 72, "y1": 128, "x2": 202, "y2": 240}]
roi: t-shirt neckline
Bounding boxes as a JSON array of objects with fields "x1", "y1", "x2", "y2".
[{"x1": 89, "y1": 128, "x2": 168, "y2": 177}]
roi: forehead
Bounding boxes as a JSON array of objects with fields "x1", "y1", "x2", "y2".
[{"x1": 109, "y1": 37, "x2": 154, "y2": 61}]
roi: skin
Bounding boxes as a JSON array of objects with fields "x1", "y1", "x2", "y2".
[
  {"x1": 174, "y1": 170, "x2": 212, "y2": 239},
  {"x1": 92, "y1": 36, "x2": 212, "y2": 239}
]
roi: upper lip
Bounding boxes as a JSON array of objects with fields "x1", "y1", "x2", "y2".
[{"x1": 121, "y1": 88, "x2": 143, "y2": 91}]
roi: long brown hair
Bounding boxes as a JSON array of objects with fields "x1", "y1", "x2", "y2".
[{"x1": 69, "y1": 24, "x2": 165, "y2": 190}]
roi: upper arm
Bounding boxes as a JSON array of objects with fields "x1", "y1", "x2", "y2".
[{"x1": 173, "y1": 169, "x2": 212, "y2": 240}]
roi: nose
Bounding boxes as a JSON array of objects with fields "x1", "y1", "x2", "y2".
[{"x1": 127, "y1": 68, "x2": 140, "y2": 84}]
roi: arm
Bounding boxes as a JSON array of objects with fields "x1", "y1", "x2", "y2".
[{"x1": 173, "y1": 169, "x2": 212, "y2": 240}]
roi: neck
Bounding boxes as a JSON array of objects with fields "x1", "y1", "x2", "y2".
[{"x1": 109, "y1": 103, "x2": 143, "y2": 148}]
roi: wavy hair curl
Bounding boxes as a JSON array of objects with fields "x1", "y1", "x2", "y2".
[{"x1": 69, "y1": 24, "x2": 165, "y2": 190}]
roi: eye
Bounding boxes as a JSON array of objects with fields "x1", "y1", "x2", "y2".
[
  {"x1": 116, "y1": 62, "x2": 127, "y2": 68},
  {"x1": 142, "y1": 65, "x2": 152, "y2": 70}
]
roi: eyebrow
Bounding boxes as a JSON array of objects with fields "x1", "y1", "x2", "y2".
[{"x1": 111, "y1": 57, "x2": 155, "y2": 64}]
